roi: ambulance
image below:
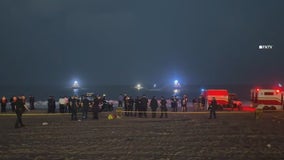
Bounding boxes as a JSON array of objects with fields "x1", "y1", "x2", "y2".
[{"x1": 251, "y1": 88, "x2": 284, "y2": 110}]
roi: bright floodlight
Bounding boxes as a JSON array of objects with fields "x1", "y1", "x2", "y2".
[
  {"x1": 153, "y1": 83, "x2": 157, "y2": 88},
  {"x1": 174, "y1": 80, "x2": 179, "y2": 85},
  {"x1": 135, "y1": 83, "x2": 143, "y2": 91},
  {"x1": 72, "y1": 80, "x2": 79, "y2": 88},
  {"x1": 173, "y1": 89, "x2": 180, "y2": 95},
  {"x1": 174, "y1": 80, "x2": 181, "y2": 88}
]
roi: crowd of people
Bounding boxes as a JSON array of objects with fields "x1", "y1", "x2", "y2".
[
  {"x1": 55, "y1": 95, "x2": 111, "y2": 120},
  {"x1": 1, "y1": 95, "x2": 35, "y2": 113},
  {"x1": 0, "y1": 95, "x2": 31, "y2": 128},
  {"x1": 0, "y1": 93, "x2": 219, "y2": 129},
  {"x1": 118, "y1": 94, "x2": 208, "y2": 118}
]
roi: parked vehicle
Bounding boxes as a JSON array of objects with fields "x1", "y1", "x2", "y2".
[{"x1": 251, "y1": 88, "x2": 284, "y2": 110}]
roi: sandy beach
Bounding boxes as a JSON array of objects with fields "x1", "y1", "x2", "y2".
[{"x1": 0, "y1": 110, "x2": 283, "y2": 160}]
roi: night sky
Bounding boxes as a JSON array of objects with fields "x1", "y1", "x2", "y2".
[{"x1": 1, "y1": 0, "x2": 283, "y2": 88}]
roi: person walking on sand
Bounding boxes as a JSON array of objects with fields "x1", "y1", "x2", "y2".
[
  {"x1": 208, "y1": 97, "x2": 217, "y2": 119},
  {"x1": 15, "y1": 96, "x2": 30, "y2": 128}
]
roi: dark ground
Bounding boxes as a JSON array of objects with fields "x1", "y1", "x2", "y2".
[{"x1": 0, "y1": 110, "x2": 283, "y2": 160}]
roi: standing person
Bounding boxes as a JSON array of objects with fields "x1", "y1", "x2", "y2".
[
  {"x1": 29, "y1": 96, "x2": 35, "y2": 110},
  {"x1": 118, "y1": 94, "x2": 123, "y2": 108},
  {"x1": 47, "y1": 96, "x2": 52, "y2": 113},
  {"x1": 128, "y1": 96, "x2": 134, "y2": 117},
  {"x1": 150, "y1": 96, "x2": 158, "y2": 118},
  {"x1": 160, "y1": 96, "x2": 168, "y2": 118},
  {"x1": 140, "y1": 95, "x2": 148, "y2": 118},
  {"x1": 82, "y1": 96, "x2": 90, "y2": 120},
  {"x1": 208, "y1": 97, "x2": 218, "y2": 119},
  {"x1": 192, "y1": 98, "x2": 198, "y2": 112},
  {"x1": 59, "y1": 97, "x2": 66, "y2": 113},
  {"x1": 15, "y1": 96, "x2": 30, "y2": 128},
  {"x1": 93, "y1": 95, "x2": 102, "y2": 120},
  {"x1": 124, "y1": 95, "x2": 130, "y2": 116},
  {"x1": 199, "y1": 95, "x2": 206, "y2": 111},
  {"x1": 181, "y1": 95, "x2": 188, "y2": 112},
  {"x1": 67, "y1": 97, "x2": 72, "y2": 113},
  {"x1": 1, "y1": 96, "x2": 8, "y2": 113},
  {"x1": 64, "y1": 96, "x2": 69, "y2": 113},
  {"x1": 134, "y1": 96, "x2": 140, "y2": 117},
  {"x1": 10, "y1": 96, "x2": 16, "y2": 112},
  {"x1": 171, "y1": 96, "x2": 178, "y2": 112},
  {"x1": 51, "y1": 96, "x2": 56, "y2": 113},
  {"x1": 201, "y1": 96, "x2": 205, "y2": 111},
  {"x1": 70, "y1": 96, "x2": 78, "y2": 120}
]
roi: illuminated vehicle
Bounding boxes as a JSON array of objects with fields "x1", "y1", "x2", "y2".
[
  {"x1": 229, "y1": 93, "x2": 242, "y2": 110},
  {"x1": 251, "y1": 89, "x2": 284, "y2": 110},
  {"x1": 201, "y1": 89, "x2": 229, "y2": 110}
]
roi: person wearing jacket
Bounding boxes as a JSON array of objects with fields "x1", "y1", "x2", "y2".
[
  {"x1": 160, "y1": 96, "x2": 168, "y2": 118},
  {"x1": 1, "y1": 96, "x2": 8, "y2": 112},
  {"x1": 15, "y1": 96, "x2": 29, "y2": 128},
  {"x1": 208, "y1": 97, "x2": 217, "y2": 119},
  {"x1": 150, "y1": 96, "x2": 158, "y2": 118}
]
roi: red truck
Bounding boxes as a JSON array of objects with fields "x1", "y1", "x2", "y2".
[{"x1": 201, "y1": 89, "x2": 242, "y2": 110}]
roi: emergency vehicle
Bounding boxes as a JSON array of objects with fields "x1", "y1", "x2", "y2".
[
  {"x1": 201, "y1": 89, "x2": 229, "y2": 110},
  {"x1": 251, "y1": 89, "x2": 284, "y2": 110},
  {"x1": 201, "y1": 89, "x2": 242, "y2": 110},
  {"x1": 229, "y1": 93, "x2": 242, "y2": 109}
]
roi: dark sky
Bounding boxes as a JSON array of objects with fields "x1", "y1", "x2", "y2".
[{"x1": 0, "y1": 0, "x2": 283, "y2": 88}]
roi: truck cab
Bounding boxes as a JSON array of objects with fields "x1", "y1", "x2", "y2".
[{"x1": 229, "y1": 93, "x2": 242, "y2": 110}]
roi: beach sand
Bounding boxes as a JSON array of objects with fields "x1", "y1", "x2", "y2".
[{"x1": 0, "y1": 111, "x2": 283, "y2": 160}]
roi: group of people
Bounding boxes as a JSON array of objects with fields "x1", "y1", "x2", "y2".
[
  {"x1": 118, "y1": 94, "x2": 218, "y2": 119},
  {"x1": 0, "y1": 93, "x2": 218, "y2": 129},
  {"x1": 1, "y1": 96, "x2": 31, "y2": 128},
  {"x1": 1, "y1": 95, "x2": 35, "y2": 113},
  {"x1": 118, "y1": 94, "x2": 192, "y2": 118},
  {"x1": 57, "y1": 95, "x2": 110, "y2": 121}
]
